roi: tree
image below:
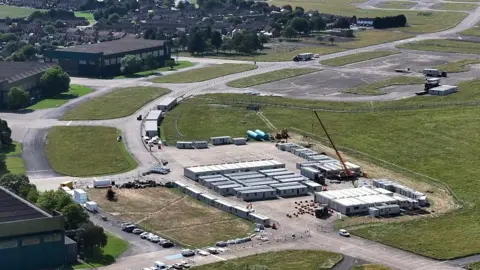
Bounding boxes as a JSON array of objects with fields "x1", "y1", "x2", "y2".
[
  {"x1": 148, "y1": 11, "x2": 155, "y2": 19},
  {"x1": 120, "y1": 54, "x2": 143, "y2": 74},
  {"x1": 333, "y1": 17, "x2": 350, "y2": 29},
  {"x1": 62, "y1": 203, "x2": 89, "y2": 230},
  {"x1": 329, "y1": 36, "x2": 335, "y2": 45},
  {"x1": 18, "y1": 44, "x2": 38, "y2": 60},
  {"x1": 6, "y1": 87, "x2": 30, "y2": 110},
  {"x1": 0, "y1": 120, "x2": 12, "y2": 147},
  {"x1": 108, "y1": 13, "x2": 120, "y2": 23},
  {"x1": 316, "y1": 35, "x2": 324, "y2": 43},
  {"x1": 178, "y1": 33, "x2": 188, "y2": 50},
  {"x1": 40, "y1": 66, "x2": 70, "y2": 97},
  {"x1": 187, "y1": 29, "x2": 206, "y2": 55},
  {"x1": 283, "y1": 26, "x2": 297, "y2": 39},
  {"x1": 166, "y1": 59, "x2": 175, "y2": 70},
  {"x1": 55, "y1": 20, "x2": 65, "y2": 28},
  {"x1": 177, "y1": 1, "x2": 185, "y2": 9},
  {"x1": 144, "y1": 53, "x2": 157, "y2": 70},
  {"x1": 312, "y1": 16, "x2": 326, "y2": 31},
  {"x1": 106, "y1": 188, "x2": 116, "y2": 201},
  {"x1": 0, "y1": 174, "x2": 35, "y2": 198},
  {"x1": 289, "y1": 17, "x2": 309, "y2": 34},
  {"x1": 43, "y1": 25, "x2": 56, "y2": 35},
  {"x1": 211, "y1": 31, "x2": 223, "y2": 52},
  {"x1": 79, "y1": 223, "x2": 107, "y2": 257},
  {"x1": 259, "y1": 33, "x2": 269, "y2": 45}
]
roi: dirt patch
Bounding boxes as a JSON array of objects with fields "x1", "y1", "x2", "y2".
[{"x1": 287, "y1": 132, "x2": 457, "y2": 227}]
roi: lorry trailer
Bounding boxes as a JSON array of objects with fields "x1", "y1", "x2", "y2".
[
  {"x1": 423, "y1": 68, "x2": 447, "y2": 78},
  {"x1": 293, "y1": 53, "x2": 314, "y2": 61}
]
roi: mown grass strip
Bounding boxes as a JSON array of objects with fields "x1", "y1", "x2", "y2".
[
  {"x1": 320, "y1": 51, "x2": 400, "y2": 66},
  {"x1": 227, "y1": 68, "x2": 318, "y2": 88}
]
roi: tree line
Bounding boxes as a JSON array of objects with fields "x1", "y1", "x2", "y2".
[{"x1": 373, "y1": 15, "x2": 407, "y2": 29}]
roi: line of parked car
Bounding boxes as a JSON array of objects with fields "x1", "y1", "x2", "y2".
[{"x1": 121, "y1": 223, "x2": 175, "y2": 248}]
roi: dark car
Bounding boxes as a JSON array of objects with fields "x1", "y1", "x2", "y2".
[
  {"x1": 124, "y1": 225, "x2": 137, "y2": 233},
  {"x1": 181, "y1": 249, "x2": 195, "y2": 257},
  {"x1": 216, "y1": 241, "x2": 228, "y2": 247},
  {"x1": 137, "y1": 115, "x2": 142, "y2": 120},
  {"x1": 162, "y1": 241, "x2": 174, "y2": 248}
]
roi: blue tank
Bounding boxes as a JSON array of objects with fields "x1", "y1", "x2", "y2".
[
  {"x1": 247, "y1": 130, "x2": 261, "y2": 140},
  {"x1": 255, "y1": 129, "x2": 269, "y2": 140}
]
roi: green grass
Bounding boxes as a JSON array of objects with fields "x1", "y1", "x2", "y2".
[
  {"x1": 227, "y1": 68, "x2": 319, "y2": 88},
  {"x1": 28, "y1": 85, "x2": 94, "y2": 110},
  {"x1": 271, "y1": 0, "x2": 467, "y2": 34},
  {"x1": 61, "y1": 87, "x2": 170, "y2": 120},
  {"x1": 343, "y1": 76, "x2": 425, "y2": 95},
  {"x1": 114, "y1": 61, "x2": 195, "y2": 78},
  {"x1": 434, "y1": 59, "x2": 480, "y2": 73},
  {"x1": 320, "y1": 51, "x2": 400, "y2": 66},
  {"x1": 74, "y1": 12, "x2": 95, "y2": 24},
  {"x1": 469, "y1": 262, "x2": 480, "y2": 270},
  {"x1": 72, "y1": 233, "x2": 129, "y2": 269},
  {"x1": 193, "y1": 250, "x2": 342, "y2": 270},
  {"x1": 431, "y1": 2, "x2": 478, "y2": 11},
  {"x1": 398, "y1": 39, "x2": 480, "y2": 54},
  {"x1": 375, "y1": 1, "x2": 416, "y2": 9},
  {"x1": 350, "y1": 265, "x2": 391, "y2": 270},
  {"x1": 45, "y1": 126, "x2": 137, "y2": 177},
  {"x1": 0, "y1": 142, "x2": 26, "y2": 175},
  {"x1": 161, "y1": 80, "x2": 480, "y2": 258},
  {"x1": 460, "y1": 25, "x2": 480, "y2": 36},
  {"x1": 0, "y1": 6, "x2": 39, "y2": 18},
  {"x1": 151, "y1": 64, "x2": 256, "y2": 83}
]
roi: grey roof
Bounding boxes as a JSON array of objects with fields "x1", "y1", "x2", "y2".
[
  {"x1": 146, "y1": 110, "x2": 162, "y2": 121},
  {"x1": 0, "y1": 187, "x2": 50, "y2": 223},
  {"x1": 54, "y1": 39, "x2": 165, "y2": 55},
  {"x1": 275, "y1": 184, "x2": 308, "y2": 190},
  {"x1": 145, "y1": 121, "x2": 158, "y2": 131},
  {"x1": 238, "y1": 188, "x2": 276, "y2": 194},
  {"x1": 0, "y1": 62, "x2": 54, "y2": 84}
]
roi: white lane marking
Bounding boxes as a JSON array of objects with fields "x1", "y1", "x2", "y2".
[
  {"x1": 211, "y1": 254, "x2": 226, "y2": 261},
  {"x1": 67, "y1": 121, "x2": 72, "y2": 126}
]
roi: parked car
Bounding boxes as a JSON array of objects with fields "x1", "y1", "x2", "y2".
[
  {"x1": 197, "y1": 250, "x2": 209, "y2": 256},
  {"x1": 180, "y1": 261, "x2": 191, "y2": 268},
  {"x1": 171, "y1": 263, "x2": 183, "y2": 269},
  {"x1": 121, "y1": 223, "x2": 132, "y2": 230},
  {"x1": 216, "y1": 241, "x2": 228, "y2": 247},
  {"x1": 339, "y1": 229, "x2": 350, "y2": 237},
  {"x1": 207, "y1": 247, "x2": 219, "y2": 254},
  {"x1": 153, "y1": 261, "x2": 168, "y2": 269},
  {"x1": 140, "y1": 232, "x2": 150, "y2": 239},
  {"x1": 162, "y1": 241, "x2": 174, "y2": 248},
  {"x1": 124, "y1": 225, "x2": 137, "y2": 233},
  {"x1": 181, "y1": 249, "x2": 195, "y2": 257},
  {"x1": 132, "y1": 228, "x2": 144, "y2": 234},
  {"x1": 150, "y1": 236, "x2": 161, "y2": 243}
]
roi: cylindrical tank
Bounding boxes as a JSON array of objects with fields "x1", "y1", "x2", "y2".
[
  {"x1": 247, "y1": 130, "x2": 261, "y2": 140},
  {"x1": 255, "y1": 129, "x2": 269, "y2": 140}
]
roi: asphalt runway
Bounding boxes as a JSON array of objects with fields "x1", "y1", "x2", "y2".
[{"x1": 22, "y1": 128, "x2": 59, "y2": 179}]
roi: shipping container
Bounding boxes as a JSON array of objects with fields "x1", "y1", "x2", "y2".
[
  {"x1": 233, "y1": 137, "x2": 247, "y2": 145},
  {"x1": 93, "y1": 179, "x2": 112, "y2": 188},
  {"x1": 210, "y1": 136, "x2": 233, "y2": 145},
  {"x1": 193, "y1": 141, "x2": 209, "y2": 149}
]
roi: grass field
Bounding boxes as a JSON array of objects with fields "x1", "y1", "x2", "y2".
[
  {"x1": 271, "y1": 0, "x2": 467, "y2": 34},
  {"x1": 61, "y1": 87, "x2": 170, "y2": 120},
  {"x1": 227, "y1": 68, "x2": 318, "y2": 88},
  {"x1": 470, "y1": 262, "x2": 480, "y2": 270},
  {"x1": 398, "y1": 39, "x2": 480, "y2": 54},
  {"x1": 0, "y1": 142, "x2": 26, "y2": 175},
  {"x1": 431, "y1": 2, "x2": 478, "y2": 11},
  {"x1": 350, "y1": 265, "x2": 391, "y2": 270},
  {"x1": 74, "y1": 12, "x2": 95, "y2": 24},
  {"x1": 151, "y1": 64, "x2": 256, "y2": 83},
  {"x1": 343, "y1": 76, "x2": 425, "y2": 95},
  {"x1": 320, "y1": 51, "x2": 400, "y2": 66},
  {"x1": 375, "y1": 1, "x2": 416, "y2": 9},
  {"x1": 114, "y1": 61, "x2": 195, "y2": 79},
  {"x1": 88, "y1": 188, "x2": 253, "y2": 247},
  {"x1": 193, "y1": 250, "x2": 342, "y2": 270},
  {"x1": 0, "y1": 6, "x2": 39, "y2": 18},
  {"x1": 28, "y1": 85, "x2": 94, "y2": 110},
  {"x1": 434, "y1": 59, "x2": 480, "y2": 73},
  {"x1": 460, "y1": 25, "x2": 480, "y2": 36},
  {"x1": 161, "y1": 79, "x2": 480, "y2": 258},
  {"x1": 73, "y1": 233, "x2": 129, "y2": 269},
  {"x1": 45, "y1": 126, "x2": 137, "y2": 176}
]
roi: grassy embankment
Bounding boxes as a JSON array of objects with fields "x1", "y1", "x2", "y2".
[
  {"x1": 114, "y1": 61, "x2": 195, "y2": 79},
  {"x1": 151, "y1": 64, "x2": 256, "y2": 83},
  {"x1": 72, "y1": 232, "x2": 129, "y2": 269},
  {"x1": 28, "y1": 85, "x2": 94, "y2": 110}
]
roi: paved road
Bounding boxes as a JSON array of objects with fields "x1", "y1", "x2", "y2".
[{"x1": 5, "y1": 4, "x2": 480, "y2": 268}]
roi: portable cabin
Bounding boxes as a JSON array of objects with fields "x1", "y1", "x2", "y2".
[
  {"x1": 211, "y1": 180, "x2": 236, "y2": 190},
  {"x1": 213, "y1": 200, "x2": 233, "y2": 212},
  {"x1": 210, "y1": 136, "x2": 232, "y2": 145},
  {"x1": 300, "y1": 167, "x2": 322, "y2": 181},
  {"x1": 274, "y1": 184, "x2": 308, "y2": 197},
  {"x1": 303, "y1": 180, "x2": 322, "y2": 193},
  {"x1": 296, "y1": 161, "x2": 320, "y2": 170},
  {"x1": 275, "y1": 176, "x2": 308, "y2": 183},
  {"x1": 176, "y1": 141, "x2": 195, "y2": 149},
  {"x1": 157, "y1": 97, "x2": 177, "y2": 111},
  {"x1": 233, "y1": 185, "x2": 270, "y2": 196},
  {"x1": 215, "y1": 183, "x2": 243, "y2": 196},
  {"x1": 198, "y1": 175, "x2": 225, "y2": 185},
  {"x1": 198, "y1": 193, "x2": 217, "y2": 205},
  {"x1": 262, "y1": 171, "x2": 296, "y2": 178},
  {"x1": 145, "y1": 121, "x2": 158, "y2": 137},
  {"x1": 229, "y1": 174, "x2": 265, "y2": 181},
  {"x1": 145, "y1": 110, "x2": 163, "y2": 123},
  {"x1": 243, "y1": 180, "x2": 279, "y2": 187},
  {"x1": 73, "y1": 189, "x2": 87, "y2": 204},
  {"x1": 276, "y1": 143, "x2": 299, "y2": 151},
  {"x1": 184, "y1": 186, "x2": 202, "y2": 199},
  {"x1": 248, "y1": 213, "x2": 271, "y2": 226},
  {"x1": 173, "y1": 181, "x2": 188, "y2": 192},
  {"x1": 202, "y1": 177, "x2": 231, "y2": 188},
  {"x1": 233, "y1": 137, "x2": 247, "y2": 145},
  {"x1": 429, "y1": 85, "x2": 458, "y2": 96},
  {"x1": 236, "y1": 187, "x2": 277, "y2": 201},
  {"x1": 193, "y1": 141, "x2": 209, "y2": 149},
  {"x1": 259, "y1": 168, "x2": 288, "y2": 174},
  {"x1": 224, "y1": 171, "x2": 262, "y2": 178},
  {"x1": 232, "y1": 206, "x2": 250, "y2": 219}
]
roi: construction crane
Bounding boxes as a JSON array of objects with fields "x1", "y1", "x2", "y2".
[{"x1": 313, "y1": 110, "x2": 354, "y2": 179}]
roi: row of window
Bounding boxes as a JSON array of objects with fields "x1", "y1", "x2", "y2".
[
  {"x1": 103, "y1": 49, "x2": 164, "y2": 66},
  {"x1": 0, "y1": 234, "x2": 62, "y2": 249}
]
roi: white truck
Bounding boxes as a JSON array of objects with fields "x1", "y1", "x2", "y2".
[
  {"x1": 423, "y1": 68, "x2": 447, "y2": 77},
  {"x1": 293, "y1": 53, "x2": 313, "y2": 61}
]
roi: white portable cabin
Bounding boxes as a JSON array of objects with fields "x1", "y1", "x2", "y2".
[
  {"x1": 429, "y1": 85, "x2": 458, "y2": 96},
  {"x1": 275, "y1": 176, "x2": 308, "y2": 183},
  {"x1": 157, "y1": 97, "x2": 177, "y2": 111},
  {"x1": 232, "y1": 206, "x2": 250, "y2": 219},
  {"x1": 276, "y1": 142, "x2": 300, "y2": 151},
  {"x1": 369, "y1": 204, "x2": 400, "y2": 217},
  {"x1": 213, "y1": 199, "x2": 233, "y2": 212},
  {"x1": 60, "y1": 186, "x2": 71, "y2": 192},
  {"x1": 262, "y1": 171, "x2": 295, "y2": 177},
  {"x1": 84, "y1": 201, "x2": 98, "y2": 212},
  {"x1": 300, "y1": 167, "x2": 322, "y2": 180},
  {"x1": 233, "y1": 185, "x2": 270, "y2": 196},
  {"x1": 423, "y1": 68, "x2": 441, "y2": 77},
  {"x1": 145, "y1": 121, "x2": 158, "y2": 137},
  {"x1": 211, "y1": 180, "x2": 236, "y2": 189},
  {"x1": 73, "y1": 189, "x2": 87, "y2": 204},
  {"x1": 174, "y1": 181, "x2": 188, "y2": 192},
  {"x1": 215, "y1": 183, "x2": 243, "y2": 196},
  {"x1": 303, "y1": 180, "x2": 322, "y2": 193},
  {"x1": 292, "y1": 147, "x2": 309, "y2": 155},
  {"x1": 233, "y1": 137, "x2": 247, "y2": 145},
  {"x1": 248, "y1": 213, "x2": 271, "y2": 226},
  {"x1": 184, "y1": 160, "x2": 285, "y2": 180},
  {"x1": 184, "y1": 186, "x2": 202, "y2": 199},
  {"x1": 274, "y1": 184, "x2": 308, "y2": 197},
  {"x1": 145, "y1": 110, "x2": 163, "y2": 122},
  {"x1": 225, "y1": 171, "x2": 262, "y2": 178},
  {"x1": 210, "y1": 136, "x2": 232, "y2": 145},
  {"x1": 176, "y1": 141, "x2": 194, "y2": 149},
  {"x1": 236, "y1": 187, "x2": 277, "y2": 201},
  {"x1": 259, "y1": 168, "x2": 288, "y2": 174},
  {"x1": 193, "y1": 141, "x2": 209, "y2": 149},
  {"x1": 296, "y1": 161, "x2": 320, "y2": 170},
  {"x1": 198, "y1": 193, "x2": 217, "y2": 205},
  {"x1": 93, "y1": 178, "x2": 112, "y2": 188}
]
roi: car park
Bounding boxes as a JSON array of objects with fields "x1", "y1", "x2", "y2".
[
  {"x1": 339, "y1": 229, "x2": 350, "y2": 237},
  {"x1": 132, "y1": 228, "x2": 144, "y2": 234},
  {"x1": 181, "y1": 249, "x2": 195, "y2": 257}
]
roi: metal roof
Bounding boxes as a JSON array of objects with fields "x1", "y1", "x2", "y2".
[
  {"x1": 275, "y1": 185, "x2": 307, "y2": 190},
  {"x1": 303, "y1": 181, "x2": 321, "y2": 187},
  {"x1": 244, "y1": 180, "x2": 278, "y2": 186},
  {"x1": 186, "y1": 160, "x2": 284, "y2": 174},
  {"x1": 53, "y1": 38, "x2": 165, "y2": 55},
  {"x1": 145, "y1": 121, "x2": 158, "y2": 131},
  {"x1": 270, "y1": 182, "x2": 301, "y2": 188},
  {"x1": 237, "y1": 188, "x2": 276, "y2": 194},
  {"x1": 0, "y1": 187, "x2": 50, "y2": 223},
  {"x1": 215, "y1": 200, "x2": 232, "y2": 207},
  {"x1": 146, "y1": 110, "x2": 162, "y2": 121},
  {"x1": 158, "y1": 97, "x2": 177, "y2": 106},
  {"x1": 216, "y1": 183, "x2": 243, "y2": 189},
  {"x1": 234, "y1": 185, "x2": 270, "y2": 191}
]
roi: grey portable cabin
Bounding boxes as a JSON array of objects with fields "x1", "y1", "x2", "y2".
[
  {"x1": 145, "y1": 121, "x2": 158, "y2": 137},
  {"x1": 229, "y1": 174, "x2": 265, "y2": 181},
  {"x1": 198, "y1": 193, "x2": 217, "y2": 205},
  {"x1": 235, "y1": 187, "x2": 277, "y2": 201},
  {"x1": 176, "y1": 141, "x2": 195, "y2": 149},
  {"x1": 173, "y1": 181, "x2": 188, "y2": 192},
  {"x1": 210, "y1": 136, "x2": 232, "y2": 145},
  {"x1": 276, "y1": 176, "x2": 308, "y2": 183},
  {"x1": 273, "y1": 174, "x2": 304, "y2": 180},
  {"x1": 233, "y1": 137, "x2": 247, "y2": 145},
  {"x1": 213, "y1": 199, "x2": 233, "y2": 212},
  {"x1": 262, "y1": 171, "x2": 296, "y2": 177},
  {"x1": 193, "y1": 141, "x2": 209, "y2": 149},
  {"x1": 301, "y1": 167, "x2": 322, "y2": 181},
  {"x1": 145, "y1": 110, "x2": 163, "y2": 122},
  {"x1": 243, "y1": 180, "x2": 279, "y2": 187},
  {"x1": 259, "y1": 168, "x2": 289, "y2": 174},
  {"x1": 248, "y1": 213, "x2": 271, "y2": 226},
  {"x1": 231, "y1": 206, "x2": 250, "y2": 219},
  {"x1": 202, "y1": 177, "x2": 231, "y2": 188},
  {"x1": 303, "y1": 180, "x2": 323, "y2": 193},
  {"x1": 274, "y1": 184, "x2": 309, "y2": 197},
  {"x1": 157, "y1": 97, "x2": 177, "y2": 111},
  {"x1": 215, "y1": 183, "x2": 243, "y2": 196},
  {"x1": 225, "y1": 171, "x2": 262, "y2": 178},
  {"x1": 184, "y1": 186, "x2": 202, "y2": 199}
]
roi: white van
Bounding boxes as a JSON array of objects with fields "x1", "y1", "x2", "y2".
[{"x1": 154, "y1": 261, "x2": 167, "y2": 269}]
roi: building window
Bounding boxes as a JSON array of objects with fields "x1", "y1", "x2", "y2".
[
  {"x1": 52, "y1": 58, "x2": 59, "y2": 63},
  {"x1": 22, "y1": 238, "x2": 40, "y2": 246},
  {"x1": 45, "y1": 57, "x2": 50, "y2": 61},
  {"x1": 104, "y1": 59, "x2": 110, "y2": 65},
  {"x1": 135, "y1": 54, "x2": 141, "y2": 58},
  {"x1": 141, "y1": 53, "x2": 146, "y2": 58},
  {"x1": 0, "y1": 240, "x2": 17, "y2": 249},
  {"x1": 44, "y1": 234, "x2": 62, "y2": 243},
  {"x1": 159, "y1": 50, "x2": 164, "y2": 56},
  {"x1": 79, "y1": 60, "x2": 87, "y2": 64},
  {"x1": 89, "y1": 61, "x2": 95, "y2": 65},
  {"x1": 153, "y1": 51, "x2": 159, "y2": 57},
  {"x1": 111, "y1": 58, "x2": 117, "y2": 64}
]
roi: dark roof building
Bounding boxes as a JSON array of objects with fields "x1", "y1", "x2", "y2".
[
  {"x1": 0, "y1": 186, "x2": 74, "y2": 270},
  {"x1": 0, "y1": 62, "x2": 54, "y2": 108},
  {"x1": 44, "y1": 38, "x2": 171, "y2": 77}
]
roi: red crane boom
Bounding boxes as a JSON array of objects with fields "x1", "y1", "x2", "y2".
[{"x1": 313, "y1": 110, "x2": 353, "y2": 177}]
